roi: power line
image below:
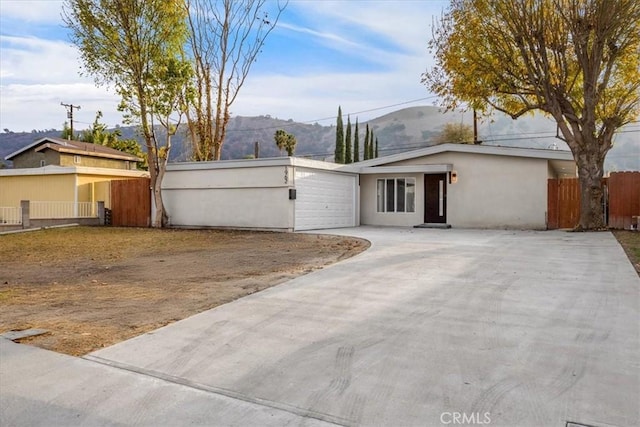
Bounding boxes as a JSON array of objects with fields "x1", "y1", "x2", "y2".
[
  {"x1": 226, "y1": 96, "x2": 440, "y2": 133},
  {"x1": 291, "y1": 128, "x2": 640, "y2": 159}
]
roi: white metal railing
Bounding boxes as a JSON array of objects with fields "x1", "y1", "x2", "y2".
[
  {"x1": 0, "y1": 207, "x2": 22, "y2": 225},
  {"x1": 30, "y1": 201, "x2": 98, "y2": 219}
]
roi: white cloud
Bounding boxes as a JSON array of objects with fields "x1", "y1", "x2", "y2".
[
  {"x1": 232, "y1": 1, "x2": 444, "y2": 124},
  {"x1": 0, "y1": 0, "x2": 446, "y2": 131},
  {"x1": 0, "y1": 0, "x2": 64, "y2": 24},
  {"x1": 0, "y1": 33, "x2": 126, "y2": 132},
  {"x1": 0, "y1": 83, "x2": 122, "y2": 132},
  {"x1": 288, "y1": 0, "x2": 445, "y2": 55},
  {"x1": 234, "y1": 64, "x2": 434, "y2": 124},
  {"x1": 244, "y1": 0, "x2": 443, "y2": 123},
  {"x1": 278, "y1": 22, "x2": 361, "y2": 49},
  {"x1": 1, "y1": 36, "x2": 84, "y2": 85}
]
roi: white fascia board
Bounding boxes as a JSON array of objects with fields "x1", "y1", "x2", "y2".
[
  {"x1": 73, "y1": 166, "x2": 150, "y2": 177},
  {"x1": 291, "y1": 157, "x2": 348, "y2": 171},
  {"x1": 167, "y1": 157, "x2": 294, "y2": 171},
  {"x1": 359, "y1": 164, "x2": 453, "y2": 174},
  {"x1": 0, "y1": 165, "x2": 149, "y2": 177},
  {"x1": 167, "y1": 156, "x2": 349, "y2": 173}
]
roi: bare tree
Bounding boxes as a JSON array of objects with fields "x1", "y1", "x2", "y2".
[{"x1": 185, "y1": 0, "x2": 288, "y2": 161}]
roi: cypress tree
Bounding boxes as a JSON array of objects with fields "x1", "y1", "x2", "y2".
[
  {"x1": 334, "y1": 106, "x2": 344, "y2": 163},
  {"x1": 368, "y1": 129, "x2": 375, "y2": 159},
  {"x1": 353, "y1": 118, "x2": 360, "y2": 162},
  {"x1": 364, "y1": 124, "x2": 370, "y2": 160},
  {"x1": 345, "y1": 115, "x2": 352, "y2": 164},
  {"x1": 375, "y1": 137, "x2": 379, "y2": 158}
]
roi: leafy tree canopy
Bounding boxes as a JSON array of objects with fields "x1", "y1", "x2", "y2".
[
  {"x1": 435, "y1": 123, "x2": 474, "y2": 144},
  {"x1": 274, "y1": 129, "x2": 297, "y2": 156}
]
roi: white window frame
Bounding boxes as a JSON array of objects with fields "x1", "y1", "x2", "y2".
[
  {"x1": 74, "y1": 155, "x2": 81, "y2": 164},
  {"x1": 40, "y1": 159, "x2": 46, "y2": 167},
  {"x1": 376, "y1": 177, "x2": 416, "y2": 213}
]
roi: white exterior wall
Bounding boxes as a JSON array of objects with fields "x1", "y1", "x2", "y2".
[
  {"x1": 361, "y1": 152, "x2": 549, "y2": 229},
  {"x1": 163, "y1": 164, "x2": 294, "y2": 230},
  {"x1": 162, "y1": 158, "x2": 357, "y2": 232},
  {"x1": 360, "y1": 173, "x2": 424, "y2": 226}
]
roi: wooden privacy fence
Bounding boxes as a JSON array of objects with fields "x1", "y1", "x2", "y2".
[
  {"x1": 110, "y1": 178, "x2": 151, "y2": 227},
  {"x1": 547, "y1": 178, "x2": 582, "y2": 229},
  {"x1": 548, "y1": 171, "x2": 640, "y2": 229},
  {"x1": 608, "y1": 172, "x2": 640, "y2": 229}
]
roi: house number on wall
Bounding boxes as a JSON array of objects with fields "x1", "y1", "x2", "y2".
[{"x1": 284, "y1": 167, "x2": 289, "y2": 184}]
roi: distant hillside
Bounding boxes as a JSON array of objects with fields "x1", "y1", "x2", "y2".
[{"x1": 1, "y1": 106, "x2": 637, "y2": 171}]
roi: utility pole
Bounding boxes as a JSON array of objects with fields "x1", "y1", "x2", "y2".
[
  {"x1": 473, "y1": 108, "x2": 482, "y2": 144},
  {"x1": 61, "y1": 102, "x2": 81, "y2": 139}
]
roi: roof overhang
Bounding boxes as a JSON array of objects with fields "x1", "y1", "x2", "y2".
[
  {"x1": 359, "y1": 164, "x2": 453, "y2": 174},
  {"x1": 349, "y1": 143, "x2": 575, "y2": 169},
  {"x1": 0, "y1": 165, "x2": 149, "y2": 178},
  {"x1": 4, "y1": 138, "x2": 52, "y2": 160},
  {"x1": 167, "y1": 156, "x2": 358, "y2": 175},
  {"x1": 550, "y1": 159, "x2": 578, "y2": 178}
]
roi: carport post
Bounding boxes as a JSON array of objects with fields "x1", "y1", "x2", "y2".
[
  {"x1": 20, "y1": 200, "x2": 30, "y2": 229},
  {"x1": 97, "y1": 201, "x2": 105, "y2": 225}
]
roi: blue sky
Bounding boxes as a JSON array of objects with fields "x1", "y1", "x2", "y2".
[{"x1": 0, "y1": 0, "x2": 448, "y2": 132}]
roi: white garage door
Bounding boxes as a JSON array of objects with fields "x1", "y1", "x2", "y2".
[{"x1": 294, "y1": 169, "x2": 356, "y2": 231}]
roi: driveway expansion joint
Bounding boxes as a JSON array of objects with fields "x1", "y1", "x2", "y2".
[{"x1": 83, "y1": 354, "x2": 351, "y2": 427}]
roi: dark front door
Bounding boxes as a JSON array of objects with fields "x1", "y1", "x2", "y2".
[{"x1": 424, "y1": 173, "x2": 447, "y2": 223}]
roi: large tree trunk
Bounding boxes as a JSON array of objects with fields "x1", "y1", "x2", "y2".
[
  {"x1": 154, "y1": 163, "x2": 168, "y2": 227},
  {"x1": 574, "y1": 144, "x2": 607, "y2": 230},
  {"x1": 152, "y1": 176, "x2": 164, "y2": 228},
  {"x1": 138, "y1": 98, "x2": 164, "y2": 229}
]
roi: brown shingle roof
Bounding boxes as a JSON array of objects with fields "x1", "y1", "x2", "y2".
[{"x1": 5, "y1": 137, "x2": 142, "y2": 162}]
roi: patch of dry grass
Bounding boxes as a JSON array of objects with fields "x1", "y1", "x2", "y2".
[
  {"x1": 0, "y1": 226, "x2": 369, "y2": 355},
  {"x1": 613, "y1": 230, "x2": 640, "y2": 276}
]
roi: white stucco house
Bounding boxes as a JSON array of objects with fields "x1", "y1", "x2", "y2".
[
  {"x1": 163, "y1": 157, "x2": 359, "y2": 231},
  {"x1": 162, "y1": 143, "x2": 576, "y2": 231}
]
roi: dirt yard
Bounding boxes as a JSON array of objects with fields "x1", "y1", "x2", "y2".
[{"x1": 0, "y1": 226, "x2": 369, "y2": 356}]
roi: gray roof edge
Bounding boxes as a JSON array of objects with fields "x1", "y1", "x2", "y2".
[
  {"x1": 167, "y1": 157, "x2": 295, "y2": 171},
  {"x1": 167, "y1": 156, "x2": 349, "y2": 172},
  {"x1": 348, "y1": 143, "x2": 574, "y2": 169},
  {"x1": 4, "y1": 137, "x2": 59, "y2": 160}
]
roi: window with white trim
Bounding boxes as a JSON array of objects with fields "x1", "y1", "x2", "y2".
[
  {"x1": 376, "y1": 178, "x2": 415, "y2": 213},
  {"x1": 74, "y1": 155, "x2": 81, "y2": 164},
  {"x1": 40, "y1": 160, "x2": 46, "y2": 167}
]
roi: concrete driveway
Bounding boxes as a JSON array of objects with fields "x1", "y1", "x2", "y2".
[{"x1": 2, "y1": 227, "x2": 638, "y2": 426}]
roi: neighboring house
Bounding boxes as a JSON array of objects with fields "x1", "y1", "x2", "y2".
[
  {"x1": 162, "y1": 143, "x2": 576, "y2": 231},
  {"x1": 0, "y1": 166, "x2": 149, "y2": 212},
  {"x1": 4, "y1": 137, "x2": 142, "y2": 170}
]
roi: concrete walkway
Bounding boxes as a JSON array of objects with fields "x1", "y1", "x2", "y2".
[{"x1": 1, "y1": 227, "x2": 638, "y2": 426}]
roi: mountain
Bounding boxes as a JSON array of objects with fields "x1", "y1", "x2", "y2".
[{"x1": 1, "y1": 106, "x2": 637, "y2": 171}]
